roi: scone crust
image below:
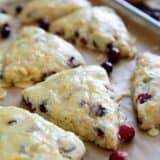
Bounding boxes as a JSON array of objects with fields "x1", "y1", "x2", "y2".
[
  {"x1": 133, "y1": 53, "x2": 160, "y2": 134},
  {"x1": 50, "y1": 6, "x2": 132, "y2": 57},
  {"x1": 2, "y1": 26, "x2": 85, "y2": 87},
  {"x1": 0, "y1": 106, "x2": 85, "y2": 160},
  {"x1": 20, "y1": 0, "x2": 90, "y2": 24},
  {"x1": 23, "y1": 66, "x2": 120, "y2": 150}
]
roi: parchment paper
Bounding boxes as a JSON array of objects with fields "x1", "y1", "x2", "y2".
[{"x1": 0, "y1": 0, "x2": 160, "y2": 159}]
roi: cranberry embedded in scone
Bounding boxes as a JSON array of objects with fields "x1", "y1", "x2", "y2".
[
  {"x1": 109, "y1": 151, "x2": 128, "y2": 160},
  {"x1": 136, "y1": 93, "x2": 152, "y2": 104},
  {"x1": 119, "y1": 124, "x2": 135, "y2": 142}
]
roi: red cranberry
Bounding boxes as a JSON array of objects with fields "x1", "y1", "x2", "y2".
[
  {"x1": 119, "y1": 124, "x2": 135, "y2": 142},
  {"x1": 23, "y1": 97, "x2": 36, "y2": 113},
  {"x1": 37, "y1": 18, "x2": 50, "y2": 31},
  {"x1": 74, "y1": 31, "x2": 79, "y2": 38},
  {"x1": 101, "y1": 61, "x2": 113, "y2": 74},
  {"x1": 39, "y1": 102, "x2": 48, "y2": 113},
  {"x1": 15, "y1": 4, "x2": 23, "y2": 14},
  {"x1": 109, "y1": 151, "x2": 128, "y2": 160},
  {"x1": 136, "y1": 93, "x2": 152, "y2": 104},
  {"x1": 1, "y1": 23, "x2": 11, "y2": 39},
  {"x1": 96, "y1": 128, "x2": 104, "y2": 137},
  {"x1": 106, "y1": 42, "x2": 113, "y2": 50},
  {"x1": 107, "y1": 47, "x2": 120, "y2": 64},
  {"x1": 80, "y1": 37, "x2": 88, "y2": 45}
]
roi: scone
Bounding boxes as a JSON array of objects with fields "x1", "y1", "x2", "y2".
[
  {"x1": 1, "y1": 26, "x2": 85, "y2": 88},
  {"x1": 0, "y1": 106, "x2": 85, "y2": 160},
  {"x1": 20, "y1": 0, "x2": 90, "y2": 25},
  {"x1": 50, "y1": 7, "x2": 133, "y2": 58},
  {"x1": 23, "y1": 66, "x2": 120, "y2": 150},
  {"x1": 132, "y1": 52, "x2": 160, "y2": 136}
]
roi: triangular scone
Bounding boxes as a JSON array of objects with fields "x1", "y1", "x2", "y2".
[
  {"x1": 23, "y1": 66, "x2": 120, "y2": 150},
  {"x1": 0, "y1": 106, "x2": 85, "y2": 160},
  {"x1": 132, "y1": 53, "x2": 160, "y2": 136},
  {"x1": 2, "y1": 26, "x2": 85, "y2": 88},
  {"x1": 20, "y1": 0, "x2": 91, "y2": 25},
  {"x1": 50, "y1": 7, "x2": 133, "y2": 57}
]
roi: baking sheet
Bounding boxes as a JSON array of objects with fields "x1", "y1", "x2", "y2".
[{"x1": 0, "y1": 0, "x2": 160, "y2": 159}]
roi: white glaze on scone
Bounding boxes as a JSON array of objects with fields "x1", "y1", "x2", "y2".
[
  {"x1": 1, "y1": 26, "x2": 85, "y2": 87},
  {"x1": 132, "y1": 52, "x2": 160, "y2": 136},
  {"x1": 23, "y1": 66, "x2": 120, "y2": 150},
  {"x1": 20, "y1": 0, "x2": 91, "y2": 24},
  {"x1": 50, "y1": 6, "x2": 133, "y2": 57},
  {"x1": 0, "y1": 106, "x2": 85, "y2": 160}
]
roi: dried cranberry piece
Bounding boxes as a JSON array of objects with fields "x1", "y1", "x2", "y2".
[
  {"x1": 91, "y1": 104, "x2": 107, "y2": 117},
  {"x1": 39, "y1": 102, "x2": 48, "y2": 113},
  {"x1": 74, "y1": 31, "x2": 79, "y2": 38},
  {"x1": 136, "y1": 93, "x2": 152, "y2": 104},
  {"x1": 15, "y1": 4, "x2": 23, "y2": 14},
  {"x1": 106, "y1": 42, "x2": 113, "y2": 50},
  {"x1": 101, "y1": 61, "x2": 113, "y2": 74},
  {"x1": 1, "y1": 23, "x2": 11, "y2": 39},
  {"x1": 96, "y1": 128, "x2": 104, "y2": 137},
  {"x1": 119, "y1": 124, "x2": 135, "y2": 142},
  {"x1": 23, "y1": 97, "x2": 36, "y2": 113},
  {"x1": 80, "y1": 37, "x2": 88, "y2": 45},
  {"x1": 109, "y1": 151, "x2": 128, "y2": 160},
  {"x1": 107, "y1": 47, "x2": 121, "y2": 64},
  {"x1": 37, "y1": 18, "x2": 50, "y2": 31}
]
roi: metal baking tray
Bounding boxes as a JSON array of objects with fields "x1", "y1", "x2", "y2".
[{"x1": 102, "y1": 0, "x2": 160, "y2": 35}]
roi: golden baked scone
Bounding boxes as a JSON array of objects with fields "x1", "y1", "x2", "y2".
[
  {"x1": 1, "y1": 26, "x2": 85, "y2": 88},
  {"x1": 132, "y1": 52, "x2": 160, "y2": 136},
  {"x1": 23, "y1": 66, "x2": 120, "y2": 150},
  {"x1": 20, "y1": 0, "x2": 91, "y2": 25},
  {"x1": 50, "y1": 7, "x2": 133, "y2": 57},
  {"x1": 0, "y1": 106, "x2": 85, "y2": 160}
]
